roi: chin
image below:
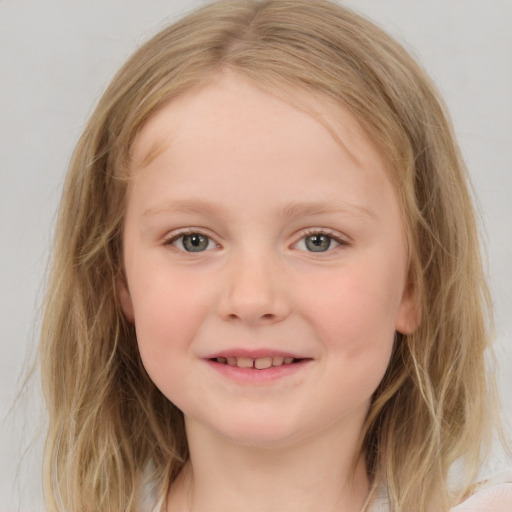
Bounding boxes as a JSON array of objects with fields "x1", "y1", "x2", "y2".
[{"x1": 210, "y1": 414, "x2": 306, "y2": 449}]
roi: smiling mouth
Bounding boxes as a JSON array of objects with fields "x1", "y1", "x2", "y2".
[{"x1": 211, "y1": 356, "x2": 304, "y2": 370}]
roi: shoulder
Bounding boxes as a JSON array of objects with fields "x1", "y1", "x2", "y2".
[
  {"x1": 450, "y1": 470, "x2": 512, "y2": 511},
  {"x1": 369, "y1": 470, "x2": 512, "y2": 512}
]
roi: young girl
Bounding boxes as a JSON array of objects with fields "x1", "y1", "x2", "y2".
[{"x1": 39, "y1": 1, "x2": 511, "y2": 511}]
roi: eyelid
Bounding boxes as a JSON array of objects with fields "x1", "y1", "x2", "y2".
[
  {"x1": 301, "y1": 228, "x2": 350, "y2": 242},
  {"x1": 163, "y1": 228, "x2": 220, "y2": 252},
  {"x1": 293, "y1": 228, "x2": 351, "y2": 252},
  {"x1": 161, "y1": 227, "x2": 350, "y2": 253}
]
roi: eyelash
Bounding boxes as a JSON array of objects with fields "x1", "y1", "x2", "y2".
[
  {"x1": 299, "y1": 229, "x2": 350, "y2": 252},
  {"x1": 163, "y1": 228, "x2": 350, "y2": 253},
  {"x1": 163, "y1": 229, "x2": 218, "y2": 252}
]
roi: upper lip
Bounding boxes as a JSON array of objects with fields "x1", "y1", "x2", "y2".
[{"x1": 204, "y1": 349, "x2": 308, "y2": 360}]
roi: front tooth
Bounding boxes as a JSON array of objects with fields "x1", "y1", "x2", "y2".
[
  {"x1": 237, "y1": 357, "x2": 254, "y2": 368},
  {"x1": 283, "y1": 357, "x2": 294, "y2": 364},
  {"x1": 272, "y1": 356, "x2": 285, "y2": 366},
  {"x1": 227, "y1": 357, "x2": 237, "y2": 366},
  {"x1": 255, "y1": 357, "x2": 273, "y2": 369}
]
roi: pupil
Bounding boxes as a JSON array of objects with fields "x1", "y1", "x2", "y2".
[
  {"x1": 306, "y1": 234, "x2": 331, "y2": 252},
  {"x1": 183, "y1": 234, "x2": 208, "y2": 252}
]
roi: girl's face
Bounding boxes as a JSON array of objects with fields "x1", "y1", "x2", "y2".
[{"x1": 119, "y1": 71, "x2": 417, "y2": 447}]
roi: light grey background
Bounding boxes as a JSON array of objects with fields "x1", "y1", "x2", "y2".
[{"x1": 1, "y1": 1, "x2": 511, "y2": 510}]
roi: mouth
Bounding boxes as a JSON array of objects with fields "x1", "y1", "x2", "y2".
[
  {"x1": 205, "y1": 351, "x2": 312, "y2": 383},
  {"x1": 210, "y1": 356, "x2": 304, "y2": 370}
]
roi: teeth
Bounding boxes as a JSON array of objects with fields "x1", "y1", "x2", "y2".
[
  {"x1": 237, "y1": 357, "x2": 254, "y2": 368},
  {"x1": 215, "y1": 356, "x2": 298, "y2": 369},
  {"x1": 254, "y1": 357, "x2": 273, "y2": 369}
]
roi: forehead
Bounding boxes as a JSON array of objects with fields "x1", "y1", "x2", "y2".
[{"x1": 129, "y1": 70, "x2": 389, "y2": 181}]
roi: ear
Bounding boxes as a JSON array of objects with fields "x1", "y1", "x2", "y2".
[
  {"x1": 395, "y1": 280, "x2": 421, "y2": 335},
  {"x1": 116, "y1": 275, "x2": 135, "y2": 324}
]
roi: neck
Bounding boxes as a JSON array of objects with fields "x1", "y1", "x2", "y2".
[{"x1": 167, "y1": 419, "x2": 370, "y2": 512}]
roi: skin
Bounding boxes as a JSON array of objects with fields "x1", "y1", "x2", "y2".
[{"x1": 118, "y1": 71, "x2": 418, "y2": 512}]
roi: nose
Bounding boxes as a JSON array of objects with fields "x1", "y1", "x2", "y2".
[{"x1": 217, "y1": 250, "x2": 291, "y2": 326}]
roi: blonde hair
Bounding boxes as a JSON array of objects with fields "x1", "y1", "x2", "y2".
[{"x1": 40, "y1": 1, "x2": 501, "y2": 510}]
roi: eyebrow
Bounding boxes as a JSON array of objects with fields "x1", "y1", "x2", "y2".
[
  {"x1": 144, "y1": 199, "x2": 226, "y2": 218},
  {"x1": 278, "y1": 200, "x2": 375, "y2": 220},
  {"x1": 143, "y1": 198, "x2": 375, "y2": 220}
]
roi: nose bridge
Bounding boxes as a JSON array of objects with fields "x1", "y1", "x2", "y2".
[{"x1": 218, "y1": 243, "x2": 289, "y2": 325}]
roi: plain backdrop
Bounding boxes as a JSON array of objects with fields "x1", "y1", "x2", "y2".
[{"x1": 1, "y1": 1, "x2": 511, "y2": 510}]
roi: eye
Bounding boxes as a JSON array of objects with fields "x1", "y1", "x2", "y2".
[
  {"x1": 166, "y1": 232, "x2": 217, "y2": 252},
  {"x1": 295, "y1": 231, "x2": 346, "y2": 253}
]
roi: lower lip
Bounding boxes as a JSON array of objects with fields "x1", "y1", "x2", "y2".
[{"x1": 205, "y1": 359, "x2": 312, "y2": 384}]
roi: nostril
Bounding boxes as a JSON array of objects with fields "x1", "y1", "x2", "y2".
[{"x1": 226, "y1": 312, "x2": 276, "y2": 322}]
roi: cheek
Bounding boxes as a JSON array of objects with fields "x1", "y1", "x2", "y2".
[
  {"x1": 306, "y1": 265, "x2": 400, "y2": 409},
  {"x1": 300, "y1": 259, "x2": 404, "y2": 356},
  {"x1": 129, "y1": 267, "x2": 213, "y2": 367}
]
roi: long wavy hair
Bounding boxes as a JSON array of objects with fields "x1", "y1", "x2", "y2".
[{"x1": 40, "y1": 1, "x2": 500, "y2": 510}]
